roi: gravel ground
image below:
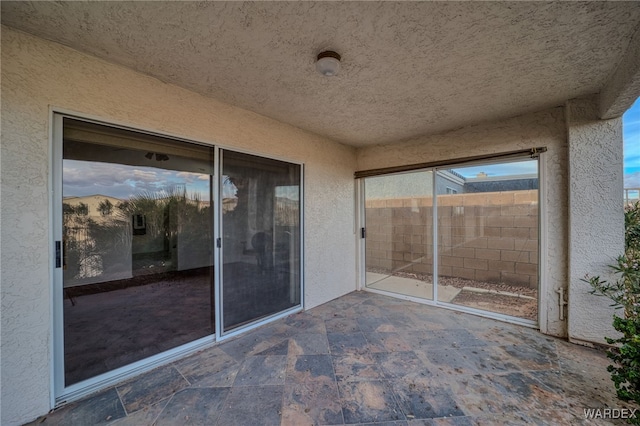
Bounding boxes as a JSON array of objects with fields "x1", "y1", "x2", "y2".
[
  {"x1": 368, "y1": 268, "x2": 538, "y2": 321},
  {"x1": 452, "y1": 291, "x2": 538, "y2": 320}
]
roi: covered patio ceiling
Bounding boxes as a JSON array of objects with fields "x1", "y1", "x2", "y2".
[{"x1": 2, "y1": 2, "x2": 640, "y2": 146}]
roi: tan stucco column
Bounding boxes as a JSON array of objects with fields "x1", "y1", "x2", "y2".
[{"x1": 566, "y1": 96, "x2": 624, "y2": 345}]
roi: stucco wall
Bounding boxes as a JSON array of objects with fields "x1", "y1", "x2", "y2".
[
  {"x1": 566, "y1": 97, "x2": 624, "y2": 344},
  {"x1": 357, "y1": 107, "x2": 569, "y2": 337},
  {"x1": 1, "y1": 27, "x2": 356, "y2": 425}
]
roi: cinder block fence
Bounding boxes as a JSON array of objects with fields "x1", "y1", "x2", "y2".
[{"x1": 365, "y1": 190, "x2": 538, "y2": 288}]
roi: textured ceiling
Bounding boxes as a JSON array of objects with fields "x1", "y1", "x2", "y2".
[{"x1": 2, "y1": 1, "x2": 640, "y2": 146}]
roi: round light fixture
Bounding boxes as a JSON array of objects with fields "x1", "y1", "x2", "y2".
[{"x1": 316, "y1": 50, "x2": 341, "y2": 77}]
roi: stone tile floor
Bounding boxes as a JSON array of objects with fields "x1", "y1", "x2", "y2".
[{"x1": 30, "y1": 291, "x2": 635, "y2": 425}]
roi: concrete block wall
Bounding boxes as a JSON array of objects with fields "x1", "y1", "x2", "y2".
[{"x1": 366, "y1": 190, "x2": 538, "y2": 288}]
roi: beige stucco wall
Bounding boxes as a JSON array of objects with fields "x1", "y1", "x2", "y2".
[
  {"x1": 357, "y1": 107, "x2": 570, "y2": 338},
  {"x1": 566, "y1": 97, "x2": 624, "y2": 344},
  {"x1": 1, "y1": 27, "x2": 356, "y2": 425}
]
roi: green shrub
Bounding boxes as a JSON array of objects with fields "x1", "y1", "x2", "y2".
[
  {"x1": 585, "y1": 202, "x2": 640, "y2": 423},
  {"x1": 627, "y1": 202, "x2": 640, "y2": 252}
]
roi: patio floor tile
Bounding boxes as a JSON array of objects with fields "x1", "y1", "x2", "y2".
[
  {"x1": 373, "y1": 351, "x2": 431, "y2": 380},
  {"x1": 115, "y1": 365, "x2": 188, "y2": 413},
  {"x1": 153, "y1": 387, "x2": 229, "y2": 425},
  {"x1": 455, "y1": 346, "x2": 521, "y2": 373},
  {"x1": 363, "y1": 332, "x2": 412, "y2": 353},
  {"x1": 215, "y1": 386, "x2": 283, "y2": 426},
  {"x1": 288, "y1": 332, "x2": 331, "y2": 355},
  {"x1": 255, "y1": 340, "x2": 290, "y2": 356},
  {"x1": 390, "y1": 376, "x2": 464, "y2": 420},
  {"x1": 28, "y1": 291, "x2": 636, "y2": 425},
  {"x1": 333, "y1": 355, "x2": 385, "y2": 383},
  {"x1": 327, "y1": 332, "x2": 370, "y2": 356},
  {"x1": 172, "y1": 346, "x2": 240, "y2": 388},
  {"x1": 109, "y1": 400, "x2": 168, "y2": 425},
  {"x1": 233, "y1": 355, "x2": 287, "y2": 386},
  {"x1": 338, "y1": 380, "x2": 405, "y2": 424},
  {"x1": 287, "y1": 354, "x2": 336, "y2": 384},
  {"x1": 281, "y1": 381, "x2": 344, "y2": 425},
  {"x1": 28, "y1": 387, "x2": 126, "y2": 425}
]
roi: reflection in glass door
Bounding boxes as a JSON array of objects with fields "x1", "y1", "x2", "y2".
[
  {"x1": 220, "y1": 150, "x2": 302, "y2": 332},
  {"x1": 364, "y1": 172, "x2": 434, "y2": 300},
  {"x1": 61, "y1": 118, "x2": 215, "y2": 386}
]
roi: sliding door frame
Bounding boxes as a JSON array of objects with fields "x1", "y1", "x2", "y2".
[
  {"x1": 358, "y1": 153, "x2": 544, "y2": 329},
  {"x1": 50, "y1": 109, "x2": 304, "y2": 406},
  {"x1": 215, "y1": 148, "x2": 304, "y2": 340}
]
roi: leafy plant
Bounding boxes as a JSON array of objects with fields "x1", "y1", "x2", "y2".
[
  {"x1": 97, "y1": 198, "x2": 113, "y2": 216},
  {"x1": 585, "y1": 202, "x2": 640, "y2": 423},
  {"x1": 63, "y1": 201, "x2": 130, "y2": 281}
]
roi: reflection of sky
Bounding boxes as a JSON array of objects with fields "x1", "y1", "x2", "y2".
[
  {"x1": 624, "y1": 97, "x2": 640, "y2": 187},
  {"x1": 63, "y1": 160, "x2": 211, "y2": 201},
  {"x1": 63, "y1": 160, "x2": 300, "y2": 202},
  {"x1": 222, "y1": 177, "x2": 237, "y2": 199},
  {"x1": 450, "y1": 160, "x2": 538, "y2": 179}
]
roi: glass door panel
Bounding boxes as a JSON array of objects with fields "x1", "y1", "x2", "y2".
[
  {"x1": 436, "y1": 160, "x2": 539, "y2": 321},
  {"x1": 364, "y1": 172, "x2": 434, "y2": 300},
  {"x1": 221, "y1": 150, "x2": 301, "y2": 332},
  {"x1": 62, "y1": 118, "x2": 215, "y2": 386}
]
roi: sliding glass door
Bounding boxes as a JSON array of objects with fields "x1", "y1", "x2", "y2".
[
  {"x1": 221, "y1": 150, "x2": 301, "y2": 332},
  {"x1": 362, "y1": 157, "x2": 539, "y2": 323},
  {"x1": 54, "y1": 115, "x2": 303, "y2": 400},
  {"x1": 61, "y1": 118, "x2": 215, "y2": 386},
  {"x1": 364, "y1": 172, "x2": 434, "y2": 300},
  {"x1": 435, "y1": 161, "x2": 539, "y2": 320}
]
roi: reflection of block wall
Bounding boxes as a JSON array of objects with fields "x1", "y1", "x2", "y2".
[{"x1": 365, "y1": 190, "x2": 538, "y2": 288}]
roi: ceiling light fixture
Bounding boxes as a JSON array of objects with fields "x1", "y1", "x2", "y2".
[{"x1": 316, "y1": 50, "x2": 341, "y2": 77}]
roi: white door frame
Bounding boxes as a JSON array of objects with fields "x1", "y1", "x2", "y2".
[
  {"x1": 50, "y1": 110, "x2": 305, "y2": 406},
  {"x1": 357, "y1": 155, "x2": 545, "y2": 329}
]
